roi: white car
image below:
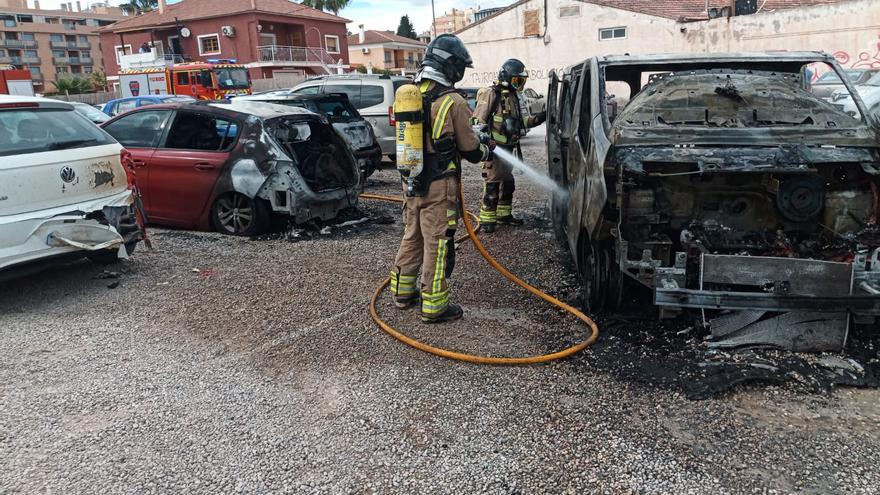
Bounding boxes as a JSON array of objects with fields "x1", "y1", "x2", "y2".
[{"x1": 0, "y1": 95, "x2": 143, "y2": 275}]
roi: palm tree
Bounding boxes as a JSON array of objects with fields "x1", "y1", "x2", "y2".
[
  {"x1": 119, "y1": 0, "x2": 158, "y2": 16},
  {"x1": 299, "y1": 0, "x2": 350, "y2": 15},
  {"x1": 52, "y1": 76, "x2": 93, "y2": 95}
]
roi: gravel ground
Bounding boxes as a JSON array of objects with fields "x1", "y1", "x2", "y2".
[{"x1": 2, "y1": 125, "x2": 879, "y2": 494}]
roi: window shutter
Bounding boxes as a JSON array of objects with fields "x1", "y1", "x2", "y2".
[{"x1": 523, "y1": 9, "x2": 540, "y2": 37}]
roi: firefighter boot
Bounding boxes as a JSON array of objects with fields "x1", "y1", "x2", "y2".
[{"x1": 422, "y1": 302, "x2": 464, "y2": 324}]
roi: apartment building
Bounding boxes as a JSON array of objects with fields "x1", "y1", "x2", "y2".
[
  {"x1": 0, "y1": 0, "x2": 123, "y2": 92},
  {"x1": 432, "y1": 8, "x2": 474, "y2": 35}
]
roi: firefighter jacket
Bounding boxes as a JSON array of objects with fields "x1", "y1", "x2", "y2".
[{"x1": 472, "y1": 85, "x2": 544, "y2": 146}]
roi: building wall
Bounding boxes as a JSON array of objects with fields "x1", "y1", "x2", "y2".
[
  {"x1": 348, "y1": 43, "x2": 424, "y2": 70},
  {"x1": 434, "y1": 9, "x2": 470, "y2": 35},
  {"x1": 0, "y1": 7, "x2": 122, "y2": 91},
  {"x1": 458, "y1": 0, "x2": 880, "y2": 90},
  {"x1": 100, "y1": 13, "x2": 349, "y2": 78}
]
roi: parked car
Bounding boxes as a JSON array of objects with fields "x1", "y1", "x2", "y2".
[
  {"x1": 460, "y1": 87, "x2": 479, "y2": 111},
  {"x1": 99, "y1": 100, "x2": 360, "y2": 236},
  {"x1": 286, "y1": 74, "x2": 410, "y2": 161},
  {"x1": 102, "y1": 95, "x2": 196, "y2": 117},
  {"x1": 546, "y1": 52, "x2": 880, "y2": 345},
  {"x1": 70, "y1": 101, "x2": 110, "y2": 124},
  {"x1": 232, "y1": 91, "x2": 383, "y2": 177},
  {"x1": 0, "y1": 95, "x2": 143, "y2": 275},
  {"x1": 811, "y1": 68, "x2": 879, "y2": 99},
  {"x1": 521, "y1": 87, "x2": 546, "y2": 115},
  {"x1": 828, "y1": 71, "x2": 880, "y2": 119}
]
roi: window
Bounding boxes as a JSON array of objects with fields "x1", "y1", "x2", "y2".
[
  {"x1": 56, "y1": 66, "x2": 67, "y2": 74},
  {"x1": 24, "y1": 50, "x2": 36, "y2": 57},
  {"x1": 197, "y1": 34, "x2": 221, "y2": 55},
  {"x1": 360, "y1": 85, "x2": 384, "y2": 109},
  {"x1": 384, "y1": 50, "x2": 392, "y2": 64},
  {"x1": 81, "y1": 50, "x2": 91, "y2": 59},
  {"x1": 165, "y1": 112, "x2": 236, "y2": 152},
  {"x1": 53, "y1": 50, "x2": 65, "y2": 58},
  {"x1": 322, "y1": 84, "x2": 361, "y2": 107},
  {"x1": 28, "y1": 67, "x2": 40, "y2": 77},
  {"x1": 78, "y1": 34, "x2": 88, "y2": 43},
  {"x1": 114, "y1": 44, "x2": 132, "y2": 63},
  {"x1": 84, "y1": 66, "x2": 93, "y2": 74},
  {"x1": 3, "y1": 18, "x2": 16, "y2": 28},
  {"x1": 0, "y1": 107, "x2": 114, "y2": 157},
  {"x1": 577, "y1": 69, "x2": 591, "y2": 147},
  {"x1": 291, "y1": 85, "x2": 320, "y2": 95},
  {"x1": 71, "y1": 65, "x2": 82, "y2": 74},
  {"x1": 103, "y1": 109, "x2": 172, "y2": 147},
  {"x1": 599, "y1": 27, "x2": 626, "y2": 41},
  {"x1": 17, "y1": 15, "x2": 33, "y2": 23},
  {"x1": 50, "y1": 33, "x2": 63, "y2": 42},
  {"x1": 176, "y1": 71, "x2": 190, "y2": 85},
  {"x1": 20, "y1": 32, "x2": 34, "y2": 41},
  {"x1": 324, "y1": 35, "x2": 339, "y2": 54},
  {"x1": 559, "y1": 5, "x2": 580, "y2": 17}
]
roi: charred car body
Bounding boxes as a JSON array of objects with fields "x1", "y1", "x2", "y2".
[
  {"x1": 547, "y1": 52, "x2": 880, "y2": 348},
  {"x1": 101, "y1": 100, "x2": 360, "y2": 236}
]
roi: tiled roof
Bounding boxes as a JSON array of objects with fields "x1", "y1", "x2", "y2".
[
  {"x1": 347, "y1": 30, "x2": 426, "y2": 46},
  {"x1": 99, "y1": 0, "x2": 349, "y2": 33}
]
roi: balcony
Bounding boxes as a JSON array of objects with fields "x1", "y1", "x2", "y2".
[
  {"x1": 22, "y1": 55, "x2": 40, "y2": 64},
  {"x1": 255, "y1": 45, "x2": 344, "y2": 69},
  {"x1": 0, "y1": 55, "x2": 22, "y2": 64},
  {"x1": 0, "y1": 39, "x2": 38, "y2": 48},
  {"x1": 50, "y1": 40, "x2": 91, "y2": 49},
  {"x1": 53, "y1": 56, "x2": 70, "y2": 65}
]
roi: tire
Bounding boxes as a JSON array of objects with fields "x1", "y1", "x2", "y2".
[
  {"x1": 549, "y1": 189, "x2": 568, "y2": 245},
  {"x1": 211, "y1": 192, "x2": 270, "y2": 236},
  {"x1": 578, "y1": 238, "x2": 619, "y2": 313}
]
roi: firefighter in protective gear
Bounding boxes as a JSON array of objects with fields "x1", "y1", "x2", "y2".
[
  {"x1": 472, "y1": 58, "x2": 546, "y2": 233},
  {"x1": 389, "y1": 34, "x2": 493, "y2": 324}
]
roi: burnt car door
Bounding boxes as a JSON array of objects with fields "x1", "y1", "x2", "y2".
[
  {"x1": 147, "y1": 110, "x2": 237, "y2": 227},
  {"x1": 100, "y1": 108, "x2": 173, "y2": 211}
]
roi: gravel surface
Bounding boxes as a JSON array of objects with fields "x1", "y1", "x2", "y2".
[{"x1": 2, "y1": 125, "x2": 879, "y2": 494}]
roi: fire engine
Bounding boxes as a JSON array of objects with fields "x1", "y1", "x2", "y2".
[
  {"x1": 119, "y1": 59, "x2": 251, "y2": 100},
  {"x1": 0, "y1": 64, "x2": 34, "y2": 96}
]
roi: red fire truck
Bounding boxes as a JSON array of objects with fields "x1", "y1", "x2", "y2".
[
  {"x1": 0, "y1": 65, "x2": 34, "y2": 96},
  {"x1": 119, "y1": 60, "x2": 251, "y2": 100}
]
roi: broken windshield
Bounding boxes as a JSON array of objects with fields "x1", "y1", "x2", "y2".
[{"x1": 613, "y1": 69, "x2": 863, "y2": 129}]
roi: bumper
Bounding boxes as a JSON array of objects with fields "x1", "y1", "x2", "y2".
[
  {"x1": 354, "y1": 143, "x2": 383, "y2": 170},
  {"x1": 0, "y1": 189, "x2": 135, "y2": 271},
  {"x1": 376, "y1": 134, "x2": 395, "y2": 157},
  {"x1": 653, "y1": 253, "x2": 880, "y2": 316}
]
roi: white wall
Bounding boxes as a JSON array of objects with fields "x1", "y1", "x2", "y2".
[{"x1": 458, "y1": 0, "x2": 880, "y2": 90}]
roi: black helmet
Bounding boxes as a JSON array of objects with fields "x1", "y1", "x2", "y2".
[
  {"x1": 422, "y1": 34, "x2": 473, "y2": 84},
  {"x1": 499, "y1": 58, "x2": 528, "y2": 91}
]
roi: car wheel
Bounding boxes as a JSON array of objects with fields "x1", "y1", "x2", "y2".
[{"x1": 211, "y1": 192, "x2": 270, "y2": 236}]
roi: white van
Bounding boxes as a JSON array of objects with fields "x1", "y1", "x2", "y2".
[{"x1": 0, "y1": 95, "x2": 143, "y2": 275}]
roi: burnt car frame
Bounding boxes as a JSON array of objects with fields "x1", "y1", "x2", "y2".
[
  {"x1": 547, "y1": 52, "x2": 880, "y2": 343},
  {"x1": 101, "y1": 100, "x2": 360, "y2": 236}
]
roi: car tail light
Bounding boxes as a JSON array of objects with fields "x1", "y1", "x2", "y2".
[
  {"x1": 120, "y1": 148, "x2": 137, "y2": 189},
  {"x1": 0, "y1": 102, "x2": 39, "y2": 109},
  {"x1": 388, "y1": 105, "x2": 395, "y2": 127}
]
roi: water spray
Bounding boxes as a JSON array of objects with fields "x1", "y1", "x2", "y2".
[{"x1": 492, "y1": 147, "x2": 568, "y2": 199}]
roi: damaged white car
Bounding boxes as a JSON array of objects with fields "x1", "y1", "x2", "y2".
[{"x1": 0, "y1": 96, "x2": 143, "y2": 276}]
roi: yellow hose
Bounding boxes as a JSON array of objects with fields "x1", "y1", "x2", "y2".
[{"x1": 362, "y1": 188, "x2": 599, "y2": 365}]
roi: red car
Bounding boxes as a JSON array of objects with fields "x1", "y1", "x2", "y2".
[{"x1": 100, "y1": 100, "x2": 360, "y2": 235}]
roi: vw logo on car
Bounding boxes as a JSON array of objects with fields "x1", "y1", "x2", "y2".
[{"x1": 59, "y1": 166, "x2": 77, "y2": 184}]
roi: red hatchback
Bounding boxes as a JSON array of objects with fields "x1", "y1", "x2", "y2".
[{"x1": 100, "y1": 100, "x2": 360, "y2": 235}]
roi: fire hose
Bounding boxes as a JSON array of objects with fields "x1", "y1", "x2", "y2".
[{"x1": 361, "y1": 186, "x2": 600, "y2": 365}]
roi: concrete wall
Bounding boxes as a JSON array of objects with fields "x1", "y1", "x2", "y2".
[{"x1": 458, "y1": 0, "x2": 880, "y2": 90}]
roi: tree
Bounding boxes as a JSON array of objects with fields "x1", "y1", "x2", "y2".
[
  {"x1": 89, "y1": 70, "x2": 107, "y2": 91},
  {"x1": 51, "y1": 76, "x2": 93, "y2": 95},
  {"x1": 396, "y1": 15, "x2": 417, "y2": 40},
  {"x1": 119, "y1": 0, "x2": 158, "y2": 16},
  {"x1": 299, "y1": 0, "x2": 350, "y2": 15}
]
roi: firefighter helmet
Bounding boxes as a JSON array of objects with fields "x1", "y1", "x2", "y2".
[
  {"x1": 422, "y1": 34, "x2": 473, "y2": 84},
  {"x1": 499, "y1": 58, "x2": 528, "y2": 91}
]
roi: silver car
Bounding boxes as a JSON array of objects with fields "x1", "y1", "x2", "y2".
[{"x1": 287, "y1": 74, "x2": 410, "y2": 161}]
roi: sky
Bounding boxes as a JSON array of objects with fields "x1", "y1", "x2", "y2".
[{"x1": 31, "y1": 0, "x2": 510, "y2": 34}]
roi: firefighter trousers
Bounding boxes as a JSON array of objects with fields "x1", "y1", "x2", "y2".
[
  {"x1": 390, "y1": 175, "x2": 460, "y2": 317},
  {"x1": 480, "y1": 144, "x2": 516, "y2": 224}
]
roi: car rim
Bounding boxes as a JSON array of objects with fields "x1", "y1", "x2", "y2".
[{"x1": 216, "y1": 194, "x2": 254, "y2": 234}]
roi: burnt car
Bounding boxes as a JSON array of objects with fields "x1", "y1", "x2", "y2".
[
  {"x1": 547, "y1": 52, "x2": 880, "y2": 348},
  {"x1": 233, "y1": 91, "x2": 383, "y2": 177},
  {"x1": 100, "y1": 100, "x2": 359, "y2": 236}
]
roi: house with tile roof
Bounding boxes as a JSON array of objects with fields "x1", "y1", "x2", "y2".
[
  {"x1": 347, "y1": 27, "x2": 426, "y2": 74},
  {"x1": 456, "y1": 0, "x2": 880, "y2": 89},
  {"x1": 97, "y1": 0, "x2": 350, "y2": 83}
]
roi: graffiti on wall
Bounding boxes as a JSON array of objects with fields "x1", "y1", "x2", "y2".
[
  {"x1": 468, "y1": 66, "x2": 567, "y2": 85},
  {"x1": 833, "y1": 34, "x2": 880, "y2": 69}
]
